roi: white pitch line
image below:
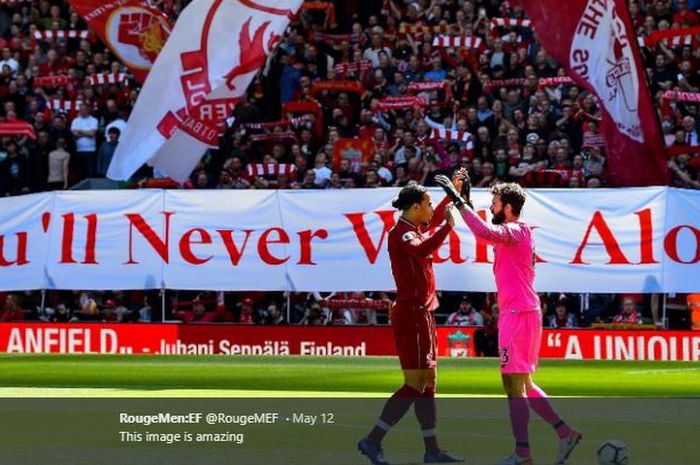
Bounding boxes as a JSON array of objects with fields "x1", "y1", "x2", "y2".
[
  {"x1": 625, "y1": 367, "x2": 700, "y2": 375},
  {"x1": 0, "y1": 387, "x2": 501, "y2": 398}
]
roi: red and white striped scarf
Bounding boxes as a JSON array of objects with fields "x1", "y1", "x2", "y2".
[
  {"x1": 375, "y1": 96, "x2": 427, "y2": 111},
  {"x1": 660, "y1": 89, "x2": 700, "y2": 115},
  {"x1": 244, "y1": 116, "x2": 305, "y2": 130},
  {"x1": 484, "y1": 78, "x2": 527, "y2": 91},
  {"x1": 662, "y1": 89, "x2": 700, "y2": 103},
  {"x1": 310, "y1": 80, "x2": 365, "y2": 96},
  {"x1": 33, "y1": 75, "x2": 71, "y2": 87},
  {"x1": 334, "y1": 61, "x2": 372, "y2": 77},
  {"x1": 640, "y1": 26, "x2": 700, "y2": 48},
  {"x1": 312, "y1": 32, "x2": 366, "y2": 44},
  {"x1": 668, "y1": 35, "x2": 694, "y2": 48},
  {"x1": 430, "y1": 128, "x2": 473, "y2": 148},
  {"x1": 485, "y1": 77, "x2": 573, "y2": 91},
  {"x1": 398, "y1": 23, "x2": 456, "y2": 35},
  {"x1": 408, "y1": 81, "x2": 447, "y2": 92},
  {"x1": 87, "y1": 73, "x2": 128, "y2": 86},
  {"x1": 249, "y1": 131, "x2": 298, "y2": 143},
  {"x1": 538, "y1": 76, "x2": 575, "y2": 88},
  {"x1": 48, "y1": 99, "x2": 84, "y2": 112},
  {"x1": 490, "y1": 18, "x2": 531, "y2": 29},
  {"x1": 0, "y1": 120, "x2": 36, "y2": 139},
  {"x1": 640, "y1": 34, "x2": 694, "y2": 48},
  {"x1": 582, "y1": 133, "x2": 606, "y2": 149},
  {"x1": 34, "y1": 30, "x2": 89, "y2": 40},
  {"x1": 432, "y1": 35, "x2": 483, "y2": 49},
  {"x1": 246, "y1": 163, "x2": 297, "y2": 178}
]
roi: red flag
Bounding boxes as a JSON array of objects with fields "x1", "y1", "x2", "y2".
[
  {"x1": 521, "y1": 0, "x2": 668, "y2": 186},
  {"x1": 67, "y1": 0, "x2": 171, "y2": 84},
  {"x1": 333, "y1": 138, "x2": 375, "y2": 172}
]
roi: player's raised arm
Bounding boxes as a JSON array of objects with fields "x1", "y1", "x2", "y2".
[
  {"x1": 435, "y1": 174, "x2": 527, "y2": 245},
  {"x1": 426, "y1": 170, "x2": 468, "y2": 230},
  {"x1": 459, "y1": 205, "x2": 527, "y2": 246},
  {"x1": 400, "y1": 206, "x2": 454, "y2": 257},
  {"x1": 427, "y1": 195, "x2": 451, "y2": 230}
]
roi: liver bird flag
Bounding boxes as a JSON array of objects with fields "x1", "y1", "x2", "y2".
[{"x1": 107, "y1": 0, "x2": 302, "y2": 182}]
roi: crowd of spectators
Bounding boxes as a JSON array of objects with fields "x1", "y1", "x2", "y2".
[
  {"x1": 0, "y1": 1, "x2": 699, "y2": 330},
  {"x1": 1, "y1": 289, "x2": 689, "y2": 333},
  {"x1": 1, "y1": 0, "x2": 699, "y2": 193}
]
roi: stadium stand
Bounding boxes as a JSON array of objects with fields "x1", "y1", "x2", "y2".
[{"x1": 0, "y1": 0, "x2": 696, "y2": 329}]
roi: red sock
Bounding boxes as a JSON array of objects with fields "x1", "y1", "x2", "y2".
[
  {"x1": 367, "y1": 384, "x2": 420, "y2": 445},
  {"x1": 414, "y1": 385, "x2": 440, "y2": 454}
]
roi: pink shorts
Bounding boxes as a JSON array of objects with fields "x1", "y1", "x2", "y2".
[{"x1": 498, "y1": 310, "x2": 542, "y2": 374}]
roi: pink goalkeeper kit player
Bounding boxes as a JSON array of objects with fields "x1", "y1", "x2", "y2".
[
  {"x1": 435, "y1": 174, "x2": 582, "y2": 465},
  {"x1": 459, "y1": 210, "x2": 541, "y2": 373}
]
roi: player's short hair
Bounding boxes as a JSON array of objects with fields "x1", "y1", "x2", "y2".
[
  {"x1": 491, "y1": 182, "x2": 526, "y2": 216},
  {"x1": 391, "y1": 182, "x2": 427, "y2": 211}
]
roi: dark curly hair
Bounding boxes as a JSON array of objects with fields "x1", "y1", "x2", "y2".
[
  {"x1": 391, "y1": 182, "x2": 427, "y2": 210},
  {"x1": 490, "y1": 182, "x2": 526, "y2": 216}
]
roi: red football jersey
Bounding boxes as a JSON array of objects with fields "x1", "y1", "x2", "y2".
[{"x1": 388, "y1": 196, "x2": 452, "y2": 311}]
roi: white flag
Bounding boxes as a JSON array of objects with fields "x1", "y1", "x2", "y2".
[{"x1": 108, "y1": 0, "x2": 301, "y2": 181}]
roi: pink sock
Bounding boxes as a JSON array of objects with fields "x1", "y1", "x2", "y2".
[
  {"x1": 527, "y1": 384, "x2": 571, "y2": 439},
  {"x1": 508, "y1": 397, "x2": 531, "y2": 458}
]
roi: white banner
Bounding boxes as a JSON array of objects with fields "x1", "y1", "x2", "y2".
[
  {"x1": 0, "y1": 188, "x2": 698, "y2": 292},
  {"x1": 0, "y1": 193, "x2": 53, "y2": 290},
  {"x1": 44, "y1": 191, "x2": 164, "y2": 290},
  {"x1": 107, "y1": 0, "x2": 301, "y2": 182},
  {"x1": 163, "y1": 190, "x2": 288, "y2": 290}
]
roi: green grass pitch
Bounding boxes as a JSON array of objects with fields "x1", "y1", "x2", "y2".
[
  {"x1": 0, "y1": 354, "x2": 698, "y2": 397},
  {"x1": 0, "y1": 355, "x2": 697, "y2": 464}
]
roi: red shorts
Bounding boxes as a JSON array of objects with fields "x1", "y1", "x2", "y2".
[{"x1": 391, "y1": 303, "x2": 437, "y2": 370}]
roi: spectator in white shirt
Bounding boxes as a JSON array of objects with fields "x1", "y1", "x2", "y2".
[
  {"x1": 312, "y1": 152, "x2": 332, "y2": 187},
  {"x1": 0, "y1": 48, "x2": 19, "y2": 76},
  {"x1": 70, "y1": 104, "x2": 99, "y2": 180},
  {"x1": 362, "y1": 26, "x2": 392, "y2": 68}
]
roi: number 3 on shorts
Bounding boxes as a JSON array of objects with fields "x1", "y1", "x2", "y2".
[{"x1": 499, "y1": 347, "x2": 509, "y2": 368}]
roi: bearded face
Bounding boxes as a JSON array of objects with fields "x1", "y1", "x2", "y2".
[
  {"x1": 491, "y1": 209, "x2": 506, "y2": 225},
  {"x1": 490, "y1": 195, "x2": 506, "y2": 225}
]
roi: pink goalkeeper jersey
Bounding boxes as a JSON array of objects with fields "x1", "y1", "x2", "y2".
[{"x1": 461, "y1": 208, "x2": 540, "y2": 315}]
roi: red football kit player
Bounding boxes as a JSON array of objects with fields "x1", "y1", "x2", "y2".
[
  {"x1": 359, "y1": 181, "x2": 463, "y2": 465},
  {"x1": 388, "y1": 198, "x2": 450, "y2": 370}
]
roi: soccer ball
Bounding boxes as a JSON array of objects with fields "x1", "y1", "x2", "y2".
[{"x1": 597, "y1": 440, "x2": 630, "y2": 465}]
